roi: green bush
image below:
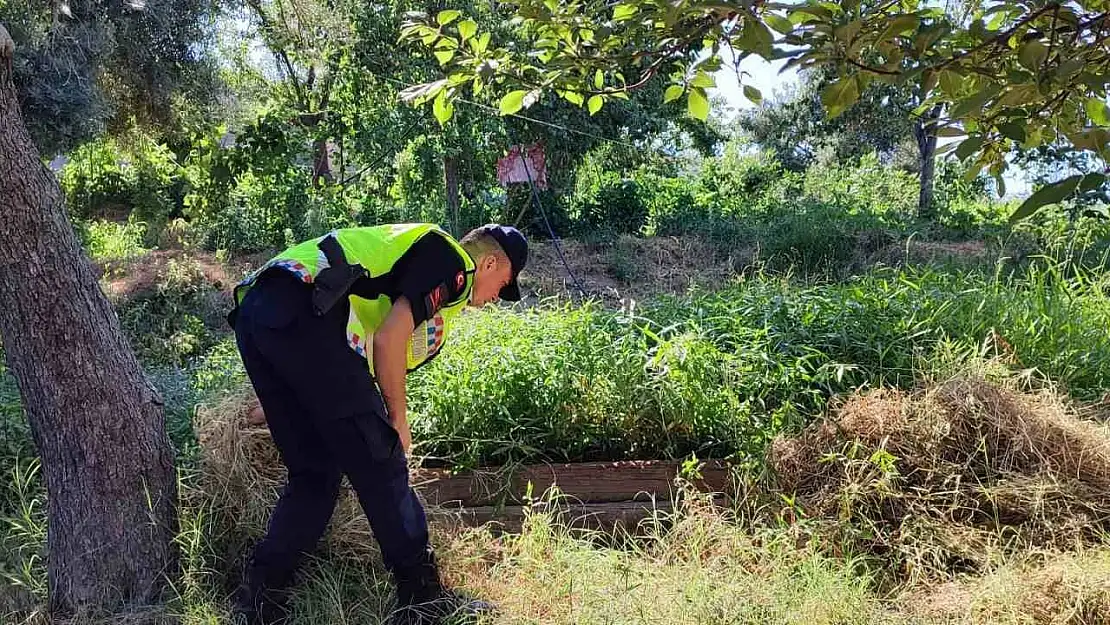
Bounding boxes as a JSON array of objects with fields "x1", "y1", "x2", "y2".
[
  {"x1": 694, "y1": 144, "x2": 785, "y2": 214},
  {"x1": 60, "y1": 140, "x2": 131, "y2": 220},
  {"x1": 796, "y1": 152, "x2": 918, "y2": 223},
  {"x1": 80, "y1": 219, "x2": 149, "y2": 263},
  {"x1": 569, "y1": 170, "x2": 647, "y2": 234},
  {"x1": 116, "y1": 258, "x2": 227, "y2": 367},
  {"x1": 407, "y1": 303, "x2": 768, "y2": 467},
  {"x1": 61, "y1": 137, "x2": 184, "y2": 244}
]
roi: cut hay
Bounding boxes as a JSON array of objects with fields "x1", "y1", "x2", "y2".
[
  {"x1": 193, "y1": 389, "x2": 385, "y2": 564},
  {"x1": 898, "y1": 548, "x2": 1110, "y2": 624},
  {"x1": 769, "y1": 376, "x2": 1110, "y2": 581}
]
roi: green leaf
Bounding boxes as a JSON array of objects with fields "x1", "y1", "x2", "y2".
[
  {"x1": 880, "y1": 14, "x2": 919, "y2": 39},
  {"x1": 587, "y1": 95, "x2": 603, "y2": 115},
  {"x1": 935, "y1": 126, "x2": 966, "y2": 138},
  {"x1": 1079, "y1": 173, "x2": 1108, "y2": 194},
  {"x1": 613, "y1": 3, "x2": 638, "y2": 20},
  {"x1": 689, "y1": 72, "x2": 715, "y2": 89},
  {"x1": 821, "y1": 78, "x2": 860, "y2": 118},
  {"x1": 561, "y1": 90, "x2": 584, "y2": 106},
  {"x1": 997, "y1": 121, "x2": 1026, "y2": 142},
  {"x1": 594, "y1": 69, "x2": 604, "y2": 90},
  {"x1": 1057, "y1": 59, "x2": 1084, "y2": 79},
  {"x1": 790, "y1": 6, "x2": 832, "y2": 24},
  {"x1": 997, "y1": 84, "x2": 1039, "y2": 108},
  {"x1": 921, "y1": 70, "x2": 938, "y2": 95},
  {"x1": 1009, "y1": 175, "x2": 1083, "y2": 222},
  {"x1": 1070, "y1": 128, "x2": 1110, "y2": 153},
  {"x1": 950, "y1": 83, "x2": 1001, "y2": 119},
  {"x1": 474, "y1": 32, "x2": 491, "y2": 54},
  {"x1": 499, "y1": 90, "x2": 528, "y2": 115},
  {"x1": 432, "y1": 90, "x2": 453, "y2": 125},
  {"x1": 739, "y1": 17, "x2": 774, "y2": 58},
  {"x1": 938, "y1": 70, "x2": 963, "y2": 96},
  {"x1": 954, "y1": 136, "x2": 983, "y2": 160},
  {"x1": 663, "y1": 84, "x2": 684, "y2": 103},
  {"x1": 458, "y1": 20, "x2": 477, "y2": 41},
  {"x1": 743, "y1": 84, "x2": 763, "y2": 104},
  {"x1": 437, "y1": 9, "x2": 461, "y2": 26},
  {"x1": 398, "y1": 79, "x2": 447, "y2": 104},
  {"x1": 994, "y1": 174, "x2": 1006, "y2": 198},
  {"x1": 834, "y1": 20, "x2": 863, "y2": 44},
  {"x1": 434, "y1": 49, "x2": 455, "y2": 65},
  {"x1": 1018, "y1": 40, "x2": 1048, "y2": 72},
  {"x1": 1086, "y1": 97, "x2": 1110, "y2": 127},
  {"x1": 688, "y1": 87, "x2": 709, "y2": 121},
  {"x1": 765, "y1": 14, "x2": 794, "y2": 35}
]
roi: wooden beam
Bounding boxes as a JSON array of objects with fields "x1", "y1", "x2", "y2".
[
  {"x1": 413, "y1": 459, "x2": 733, "y2": 508},
  {"x1": 428, "y1": 500, "x2": 682, "y2": 534}
]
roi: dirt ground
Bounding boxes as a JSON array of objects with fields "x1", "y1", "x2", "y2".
[{"x1": 520, "y1": 234, "x2": 750, "y2": 305}]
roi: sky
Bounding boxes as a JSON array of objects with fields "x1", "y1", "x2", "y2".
[
  {"x1": 711, "y1": 53, "x2": 800, "y2": 118},
  {"x1": 709, "y1": 55, "x2": 1035, "y2": 199}
]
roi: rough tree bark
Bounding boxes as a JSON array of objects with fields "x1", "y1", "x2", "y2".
[
  {"x1": 914, "y1": 105, "x2": 941, "y2": 220},
  {"x1": 0, "y1": 24, "x2": 179, "y2": 616}
]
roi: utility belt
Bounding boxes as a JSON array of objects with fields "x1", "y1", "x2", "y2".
[{"x1": 229, "y1": 235, "x2": 368, "y2": 329}]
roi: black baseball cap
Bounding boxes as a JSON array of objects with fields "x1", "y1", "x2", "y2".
[{"x1": 479, "y1": 224, "x2": 528, "y2": 301}]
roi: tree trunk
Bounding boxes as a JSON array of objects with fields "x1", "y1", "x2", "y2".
[
  {"x1": 0, "y1": 25, "x2": 178, "y2": 616},
  {"x1": 312, "y1": 137, "x2": 334, "y2": 187},
  {"x1": 915, "y1": 105, "x2": 940, "y2": 219},
  {"x1": 444, "y1": 155, "x2": 461, "y2": 236}
]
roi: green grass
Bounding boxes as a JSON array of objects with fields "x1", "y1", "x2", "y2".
[
  {"x1": 5, "y1": 258, "x2": 1109, "y2": 477},
  {"x1": 79, "y1": 220, "x2": 149, "y2": 263},
  {"x1": 3, "y1": 246, "x2": 1110, "y2": 622},
  {"x1": 407, "y1": 261, "x2": 1110, "y2": 469}
]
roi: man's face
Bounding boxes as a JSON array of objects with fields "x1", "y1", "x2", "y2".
[{"x1": 470, "y1": 253, "x2": 512, "y2": 307}]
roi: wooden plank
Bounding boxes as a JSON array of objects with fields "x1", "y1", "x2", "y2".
[
  {"x1": 428, "y1": 500, "x2": 680, "y2": 534},
  {"x1": 413, "y1": 459, "x2": 732, "y2": 508}
]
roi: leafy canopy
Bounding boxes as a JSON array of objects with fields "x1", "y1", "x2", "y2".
[{"x1": 400, "y1": 0, "x2": 1110, "y2": 220}]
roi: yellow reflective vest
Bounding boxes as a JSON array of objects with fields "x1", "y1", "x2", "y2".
[{"x1": 232, "y1": 223, "x2": 475, "y2": 373}]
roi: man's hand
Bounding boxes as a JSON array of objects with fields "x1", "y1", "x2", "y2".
[
  {"x1": 395, "y1": 416, "x2": 413, "y2": 454},
  {"x1": 373, "y1": 296, "x2": 416, "y2": 455}
]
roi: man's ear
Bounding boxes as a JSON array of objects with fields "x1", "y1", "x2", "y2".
[{"x1": 482, "y1": 254, "x2": 497, "y2": 272}]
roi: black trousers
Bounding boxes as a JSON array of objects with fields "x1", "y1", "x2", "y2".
[{"x1": 233, "y1": 268, "x2": 430, "y2": 590}]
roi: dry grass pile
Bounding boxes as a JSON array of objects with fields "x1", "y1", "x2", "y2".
[
  {"x1": 193, "y1": 390, "x2": 380, "y2": 564},
  {"x1": 770, "y1": 376, "x2": 1110, "y2": 581},
  {"x1": 898, "y1": 548, "x2": 1110, "y2": 624}
]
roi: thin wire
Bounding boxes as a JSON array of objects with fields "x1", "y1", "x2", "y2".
[
  {"x1": 516, "y1": 148, "x2": 589, "y2": 297},
  {"x1": 336, "y1": 117, "x2": 425, "y2": 186}
]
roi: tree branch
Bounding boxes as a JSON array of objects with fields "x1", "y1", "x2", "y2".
[{"x1": 847, "y1": 57, "x2": 900, "y2": 76}]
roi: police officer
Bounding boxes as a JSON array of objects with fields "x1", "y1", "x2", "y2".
[{"x1": 228, "y1": 223, "x2": 528, "y2": 624}]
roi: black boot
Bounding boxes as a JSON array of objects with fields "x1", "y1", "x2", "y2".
[
  {"x1": 231, "y1": 561, "x2": 292, "y2": 625},
  {"x1": 385, "y1": 550, "x2": 495, "y2": 625}
]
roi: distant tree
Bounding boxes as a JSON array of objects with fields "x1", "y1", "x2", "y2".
[
  {"x1": 739, "y1": 66, "x2": 914, "y2": 170},
  {"x1": 740, "y1": 65, "x2": 953, "y2": 217},
  {"x1": 0, "y1": 0, "x2": 225, "y2": 153}
]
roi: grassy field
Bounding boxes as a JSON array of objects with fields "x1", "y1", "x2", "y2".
[{"x1": 3, "y1": 224, "x2": 1110, "y2": 623}]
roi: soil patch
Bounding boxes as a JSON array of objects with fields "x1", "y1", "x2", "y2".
[
  {"x1": 868, "y1": 239, "x2": 994, "y2": 269},
  {"x1": 521, "y1": 234, "x2": 751, "y2": 305}
]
